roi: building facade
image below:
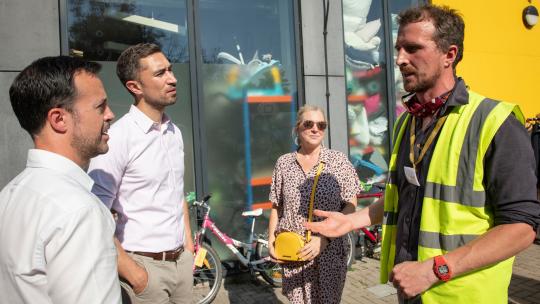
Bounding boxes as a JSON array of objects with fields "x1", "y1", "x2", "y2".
[{"x1": 1, "y1": 0, "x2": 537, "y2": 259}]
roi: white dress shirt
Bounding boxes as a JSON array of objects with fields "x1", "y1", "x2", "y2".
[
  {"x1": 0, "y1": 149, "x2": 120, "y2": 304},
  {"x1": 88, "y1": 105, "x2": 186, "y2": 252}
]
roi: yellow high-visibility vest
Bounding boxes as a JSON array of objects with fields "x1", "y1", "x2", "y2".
[{"x1": 380, "y1": 90, "x2": 525, "y2": 303}]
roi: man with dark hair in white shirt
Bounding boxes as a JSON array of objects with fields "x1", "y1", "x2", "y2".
[
  {"x1": 89, "y1": 43, "x2": 193, "y2": 304},
  {"x1": 0, "y1": 56, "x2": 120, "y2": 303}
]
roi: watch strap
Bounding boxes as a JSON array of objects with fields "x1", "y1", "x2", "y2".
[{"x1": 433, "y1": 255, "x2": 452, "y2": 282}]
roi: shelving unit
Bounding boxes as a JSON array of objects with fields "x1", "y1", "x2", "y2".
[{"x1": 242, "y1": 93, "x2": 295, "y2": 211}]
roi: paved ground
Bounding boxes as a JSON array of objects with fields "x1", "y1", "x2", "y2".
[{"x1": 209, "y1": 243, "x2": 540, "y2": 304}]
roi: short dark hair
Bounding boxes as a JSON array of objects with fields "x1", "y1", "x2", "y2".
[
  {"x1": 9, "y1": 56, "x2": 101, "y2": 137},
  {"x1": 116, "y1": 43, "x2": 162, "y2": 92},
  {"x1": 398, "y1": 4, "x2": 465, "y2": 68}
]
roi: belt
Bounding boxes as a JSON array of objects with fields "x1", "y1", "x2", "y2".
[{"x1": 127, "y1": 247, "x2": 184, "y2": 261}]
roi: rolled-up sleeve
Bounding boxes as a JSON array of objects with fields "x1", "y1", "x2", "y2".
[
  {"x1": 484, "y1": 115, "x2": 540, "y2": 232},
  {"x1": 336, "y1": 153, "x2": 362, "y2": 204}
]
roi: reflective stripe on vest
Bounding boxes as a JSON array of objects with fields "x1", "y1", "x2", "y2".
[
  {"x1": 380, "y1": 91, "x2": 524, "y2": 304},
  {"x1": 380, "y1": 111, "x2": 410, "y2": 281}
]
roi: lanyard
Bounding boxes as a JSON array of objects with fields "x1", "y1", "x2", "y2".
[
  {"x1": 409, "y1": 115, "x2": 448, "y2": 168},
  {"x1": 306, "y1": 161, "x2": 324, "y2": 243}
]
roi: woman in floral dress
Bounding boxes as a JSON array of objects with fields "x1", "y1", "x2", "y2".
[{"x1": 268, "y1": 105, "x2": 362, "y2": 303}]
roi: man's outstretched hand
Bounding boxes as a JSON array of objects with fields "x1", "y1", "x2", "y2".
[{"x1": 304, "y1": 209, "x2": 354, "y2": 238}]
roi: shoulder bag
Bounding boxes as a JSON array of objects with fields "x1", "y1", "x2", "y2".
[{"x1": 274, "y1": 162, "x2": 324, "y2": 261}]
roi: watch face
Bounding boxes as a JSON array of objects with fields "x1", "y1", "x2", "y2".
[{"x1": 438, "y1": 265, "x2": 449, "y2": 275}]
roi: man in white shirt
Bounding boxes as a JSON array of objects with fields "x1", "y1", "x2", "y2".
[
  {"x1": 88, "y1": 43, "x2": 193, "y2": 304},
  {"x1": 0, "y1": 56, "x2": 120, "y2": 303}
]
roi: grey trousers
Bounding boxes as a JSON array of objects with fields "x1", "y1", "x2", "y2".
[{"x1": 121, "y1": 250, "x2": 194, "y2": 304}]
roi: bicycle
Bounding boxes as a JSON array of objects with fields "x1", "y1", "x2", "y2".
[
  {"x1": 354, "y1": 182, "x2": 385, "y2": 260},
  {"x1": 188, "y1": 193, "x2": 282, "y2": 304}
]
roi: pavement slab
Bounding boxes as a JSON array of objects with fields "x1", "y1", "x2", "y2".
[{"x1": 209, "y1": 243, "x2": 540, "y2": 303}]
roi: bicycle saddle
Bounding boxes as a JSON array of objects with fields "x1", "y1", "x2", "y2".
[{"x1": 242, "y1": 208, "x2": 263, "y2": 217}]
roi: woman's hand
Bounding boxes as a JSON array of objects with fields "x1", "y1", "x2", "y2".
[
  {"x1": 267, "y1": 207, "x2": 285, "y2": 263},
  {"x1": 297, "y1": 235, "x2": 329, "y2": 261},
  {"x1": 268, "y1": 239, "x2": 286, "y2": 264}
]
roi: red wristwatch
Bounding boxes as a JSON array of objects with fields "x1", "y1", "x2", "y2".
[{"x1": 433, "y1": 255, "x2": 452, "y2": 282}]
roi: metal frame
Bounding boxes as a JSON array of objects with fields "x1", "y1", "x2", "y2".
[
  {"x1": 58, "y1": 0, "x2": 69, "y2": 55},
  {"x1": 293, "y1": 0, "x2": 305, "y2": 109},
  {"x1": 187, "y1": 0, "x2": 208, "y2": 198},
  {"x1": 382, "y1": 0, "x2": 397, "y2": 150}
]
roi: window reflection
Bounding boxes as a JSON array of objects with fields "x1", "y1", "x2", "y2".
[
  {"x1": 343, "y1": 0, "x2": 390, "y2": 184},
  {"x1": 67, "y1": 0, "x2": 195, "y2": 193},
  {"x1": 390, "y1": 0, "x2": 421, "y2": 117},
  {"x1": 198, "y1": 0, "x2": 297, "y2": 241},
  {"x1": 343, "y1": 0, "x2": 420, "y2": 186},
  {"x1": 68, "y1": 0, "x2": 188, "y2": 62}
]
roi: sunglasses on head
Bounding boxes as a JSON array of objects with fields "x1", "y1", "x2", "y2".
[{"x1": 302, "y1": 120, "x2": 327, "y2": 130}]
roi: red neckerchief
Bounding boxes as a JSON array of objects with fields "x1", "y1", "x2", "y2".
[{"x1": 402, "y1": 91, "x2": 452, "y2": 118}]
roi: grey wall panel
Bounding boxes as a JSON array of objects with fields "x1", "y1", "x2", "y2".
[
  {"x1": 0, "y1": 0, "x2": 60, "y2": 70},
  {"x1": 300, "y1": 0, "x2": 345, "y2": 77},
  {"x1": 304, "y1": 76, "x2": 330, "y2": 147},
  {"x1": 0, "y1": 73, "x2": 33, "y2": 188},
  {"x1": 304, "y1": 75, "x2": 348, "y2": 154},
  {"x1": 327, "y1": 76, "x2": 348, "y2": 154}
]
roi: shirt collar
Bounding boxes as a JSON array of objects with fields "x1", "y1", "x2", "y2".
[
  {"x1": 402, "y1": 77, "x2": 470, "y2": 116},
  {"x1": 438, "y1": 77, "x2": 469, "y2": 116},
  {"x1": 129, "y1": 105, "x2": 174, "y2": 134},
  {"x1": 26, "y1": 149, "x2": 94, "y2": 191},
  {"x1": 444, "y1": 77, "x2": 469, "y2": 107}
]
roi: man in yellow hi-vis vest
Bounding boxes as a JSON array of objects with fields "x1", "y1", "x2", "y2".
[{"x1": 306, "y1": 4, "x2": 539, "y2": 304}]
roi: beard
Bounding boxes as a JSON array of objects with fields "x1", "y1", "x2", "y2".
[
  {"x1": 70, "y1": 110, "x2": 109, "y2": 161},
  {"x1": 402, "y1": 67, "x2": 442, "y2": 93},
  {"x1": 71, "y1": 128, "x2": 108, "y2": 161}
]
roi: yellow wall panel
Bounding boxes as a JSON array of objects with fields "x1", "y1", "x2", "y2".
[{"x1": 432, "y1": 0, "x2": 540, "y2": 117}]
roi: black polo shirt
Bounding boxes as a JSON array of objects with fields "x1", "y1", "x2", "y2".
[{"x1": 393, "y1": 78, "x2": 540, "y2": 266}]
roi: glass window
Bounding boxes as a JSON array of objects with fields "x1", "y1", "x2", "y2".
[
  {"x1": 197, "y1": 0, "x2": 298, "y2": 239},
  {"x1": 67, "y1": 0, "x2": 196, "y2": 193},
  {"x1": 389, "y1": 0, "x2": 422, "y2": 118},
  {"x1": 343, "y1": 0, "x2": 390, "y2": 185},
  {"x1": 342, "y1": 0, "x2": 420, "y2": 192}
]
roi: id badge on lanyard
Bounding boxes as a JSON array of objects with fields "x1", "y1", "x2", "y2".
[{"x1": 406, "y1": 115, "x2": 448, "y2": 186}]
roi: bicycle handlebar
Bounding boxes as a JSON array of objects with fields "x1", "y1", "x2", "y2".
[
  {"x1": 357, "y1": 182, "x2": 386, "y2": 199},
  {"x1": 372, "y1": 182, "x2": 386, "y2": 190},
  {"x1": 189, "y1": 193, "x2": 212, "y2": 207}
]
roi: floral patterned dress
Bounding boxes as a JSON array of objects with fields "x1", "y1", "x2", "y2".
[{"x1": 269, "y1": 147, "x2": 362, "y2": 304}]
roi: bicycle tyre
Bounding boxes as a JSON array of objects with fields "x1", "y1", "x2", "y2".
[
  {"x1": 255, "y1": 241, "x2": 283, "y2": 287},
  {"x1": 192, "y1": 243, "x2": 222, "y2": 304},
  {"x1": 345, "y1": 231, "x2": 356, "y2": 268}
]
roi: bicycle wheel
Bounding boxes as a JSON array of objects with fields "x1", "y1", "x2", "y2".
[
  {"x1": 192, "y1": 243, "x2": 222, "y2": 304},
  {"x1": 255, "y1": 241, "x2": 283, "y2": 287},
  {"x1": 345, "y1": 231, "x2": 356, "y2": 268}
]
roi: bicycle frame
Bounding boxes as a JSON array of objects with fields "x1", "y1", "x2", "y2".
[
  {"x1": 194, "y1": 203, "x2": 271, "y2": 271},
  {"x1": 360, "y1": 226, "x2": 379, "y2": 243},
  {"x1": 357, "y1": 187, "x2": 383, "y2": 239}
]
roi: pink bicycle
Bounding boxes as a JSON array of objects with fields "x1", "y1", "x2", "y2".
[{"x1": 189, "y1": 194, "x2": 282, "y2": 304}]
